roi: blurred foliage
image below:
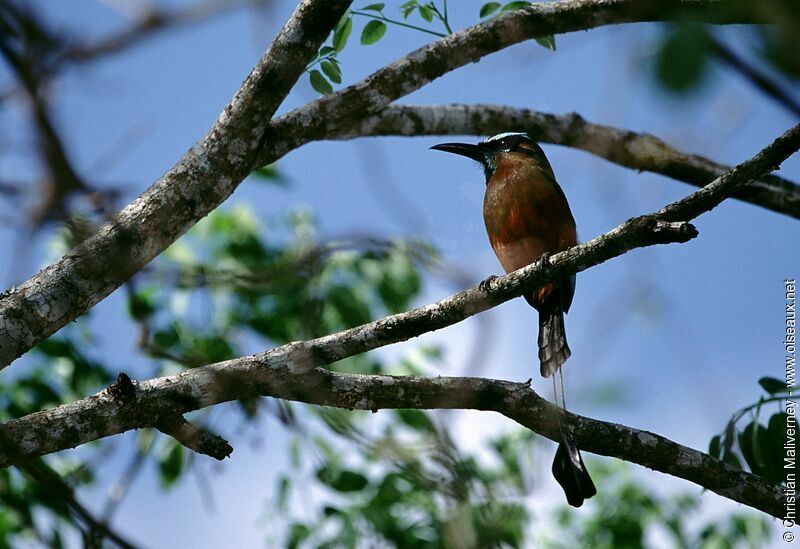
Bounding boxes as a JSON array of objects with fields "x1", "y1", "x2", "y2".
[
  {"x1": 131, "y1": 206, "x2": 432, "y2": 369},
  {"x1": 654, "y1": 24, "x2": 711, "y2": 93},
  {"x1": 652, "y1": 1, "x2": 800, "y2": 98},
  {"x1": 0, "y1": 201, "x2": 779, "y2": 546},
  {"x1": 708, "y1": 377, "x2": 795, "y2": 485},
  {"x1": 3, "y1": 0, "x2": 798, "y2": 543},
  {"x1": 539, "y1": 461, "x2": 770, "y2": 549},
  {"x1": 0, "y1": 330, "x2": 111, "y2": 545},
  {"x1": 274, "y1": 419, "x2": 536, "y2": 549}
]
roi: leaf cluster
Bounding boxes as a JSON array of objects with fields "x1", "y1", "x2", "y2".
[
  {"x1": 707, "y1": 376, "x2": 795, "y2": 484},
  {"x1": 306, "y1": 1, "x2": 555, "y2": 95},
  {"x1": 540, "y1": 461, "x2": 769, "y2": 549}
]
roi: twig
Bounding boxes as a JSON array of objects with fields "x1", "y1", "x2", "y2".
[
  {"x1": 64, "y1": 0, "x2": 262, "y2": 62},
  {"x1": 350, "y1": 10, "x2": 447, "y2": 38},
  {"x1": 156, "y1": 415, "x2": 233, "y2": 460},
  {"x1": 0, "y1": 429, "x2": 141, "y2": 549},
  {"x1": 271, "y1": 103, "x2": 800, "y2": 220},
  {"x1": 709, "y1": 35, "x2": 800, "y2": 118}
]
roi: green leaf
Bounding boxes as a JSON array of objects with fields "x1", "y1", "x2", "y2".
[
  {"x1": 395, "y1": 409, "x2": 436, "y2": 433},
  {"x1": 17, "y1": 378, "x2": 61, "y2": 410},
  {"x1": 333, "y1": 16, "x2": 353, "y2": 52},
  {"x1": 722, "y1": 448, "x2": 742, "y2": 470},
  {"x1": 738, "y1": 420, "x2": 776, "y2": 479},
  {"x1": 36, "y1": 339, "x2": 72, "y2": 358},
  {"x1": 361, "y1": 20, "x2": 387, "y2": 45},
  {"x1": 655, "y1": 24, "x2": 710, "y2": 92},
  {"x1": 251, "y1": 164, "x2": 288, "y2": 187},
  {"x1": 362, "y1": 3, "x2": 385, "y2": 11},
  {"x1": 378, "y1": 255, "x2": 420, "y2": 313},
  {"x1": 189, "y1": 335, "x2": 234, "y2": 363},
  {"x1": 287, "y1": 524, "x2": 311, "y2": 549},
  {"x1": 418, "y1": 5, "x2": 434, "y2": 22},
  {"x1": 158, "y1": 441, "x2": 184, "y2": 488},
  {"x1": 768, "y1": 412, "x2": 789, "y2": 449},
  {"x1": 500, "y1": 1, "x2": 530, "y2": 12},
  {"x1": 153, "y1": 326, "x2": 179, "y2": 349},
  {"x1": 722, "y1": 420, "x2": 736, "y2": 455},
  {"x1": 277, "y1": 476, "x2": 291, "y2": 510},
  {"x1": 535, "y1": 35, "x2": 556, "y2": 51},
  {"x1": 401, "y1": 0, "x2": 418, "y2": 19},
  {"x1": 312, "y1": 436, "x2": 340, "y2": 463},
  {"x1": 758, "y1": 376, "x2": 787, "y2": 394},
  {"x1": 326, "y1": 285, "x2": 372, "y2": 327},
  {"x1": 317, "y1": 407, "x2": 357, "y2": 435},
  {"x1": 127, "y1": 289, "x2": 156, "y2": 320},
  {"x1": 480, "y1": 2, "x2": 501, "y2": 17},
  {"x1": 309, "y1": 70, "x2": 333, "y2": 95},
  {"x1": 319, "y1": 45, "x2": 336, "y2": 56},
  {"x1": 708, "y1": 435, "x2": 721, "y2": 459},
  {"x1": 316, "y1": 466, "x2": 369, "y2": 492},
  {"x1": 321, "y1": 60, "x2": 342, "y2": 84}
]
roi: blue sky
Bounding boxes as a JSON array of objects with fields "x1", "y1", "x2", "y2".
[{"x1": 1, "y1": 0, "x2": 798, "y2": 546}]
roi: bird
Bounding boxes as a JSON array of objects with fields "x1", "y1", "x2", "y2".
[{"x1": 431, "y1": 132, "x2": 596, "y2": 507}]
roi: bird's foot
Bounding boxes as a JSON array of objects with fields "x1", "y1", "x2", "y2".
[
  {"x1": 534, "y1": 252, "x2": 552, "y2": 271},
  {"x1": 478, "y1": 275, "x2": 499, "y2": 293}
]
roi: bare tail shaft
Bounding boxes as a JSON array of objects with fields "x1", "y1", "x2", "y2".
[{"x1": 538, "y1": 311, "x2": 571, "y2": 377}]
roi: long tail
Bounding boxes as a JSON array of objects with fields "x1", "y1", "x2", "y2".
[
  {"x1": 551, "y1": 371, "x2": 596, "y2": 507},
  {"x1": 538, "y1": 311, "x2": 571, "y2": 378}
]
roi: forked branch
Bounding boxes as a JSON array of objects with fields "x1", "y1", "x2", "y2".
[{"x1": 0, "y1": 122, "x2": 796, "y2": 518}]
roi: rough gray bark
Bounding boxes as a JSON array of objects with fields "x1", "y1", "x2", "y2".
[
  {"x1": 0, "y1": 0, "x2": 353, "y2": 368},
  {"x1": 0, "y1": 365, "x2": 783, "y2": 517},
  {"x1": 0, "y1": 0, "x2": 760, "y2": 369},
  {"x1": 319, "y1": 104, "x2": 800, "y2": 219},
  {"x1": 1, "y1": 122, "x2": 797, "y2": 518}
]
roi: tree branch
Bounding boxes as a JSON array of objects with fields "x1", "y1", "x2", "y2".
[
  {"x1": 0, "y1": 428, "x2": 140, "y2": 548},
  {"x1": 156, "y1": 415, "x2": 233, "y2": 461},
  {"x1": 0, "y1": 369, "x2": 783, "y2": 517},
  {"x1": 708, "y1": 35, "x2": 800, "y2": 118},
  {"x1": 313, "y1": 103, "x2": 800, "y2": 220},
  {"x1": 259, "y1": 0, "x2": 758, "y2": 165},
  {"x1": 0, "y1": 3, "x2": 91, "y2": 224},
  {"x1": 64, "y1": 0, "x2": 263, "y2": 63},
  {"x1": 0, "y1": 123, "x2": 796, "y2": 517},
  {"x1": 280, "y1": 371, "x2": 784, "y2": 518},
  {"x1": 0, "y1": 0, "x2": 758, "y2": 370},
  {"x1": 0, "y1": 0, "x2": 353, "y2": 369}
]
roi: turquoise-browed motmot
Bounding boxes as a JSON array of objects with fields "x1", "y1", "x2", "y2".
[{"x1": 432, "y1": 132, "x2": 596, "y2": 507}]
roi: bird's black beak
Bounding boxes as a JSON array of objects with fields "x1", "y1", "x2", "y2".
[{"x1": 430, "y1": 142, "x2": 487, "y2": 163}]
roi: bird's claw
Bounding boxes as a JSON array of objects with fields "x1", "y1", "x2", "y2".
[
  {"x1": 534, "y1": 252, "x2": 552, "y2": 271},
  {"x1": 479, "y1": 275, "x2": 499, "y2": 293}
]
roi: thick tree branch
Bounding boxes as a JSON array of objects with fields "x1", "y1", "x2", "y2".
[
  {"x1": 259, "y1": 0, "x2": 758, "y2": 165},
  {"x1": 0, "y1": 0, "x2": 352, "y2": 369},
  {"x1": 282, "y1": 372, "x2": 785, "y2": 518},
  {"x1": 0, "y1": 124, "x2": 796, "y2": 517},
  {"x1": 0, "y1": 0, "x2": 758, "y2": 370},
  {"x1": 0, "y1": 370, "x2": 783, "y2": 517},
  {"x1": 317, "y1": 104, "x2": 800, "y2": 220}
]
